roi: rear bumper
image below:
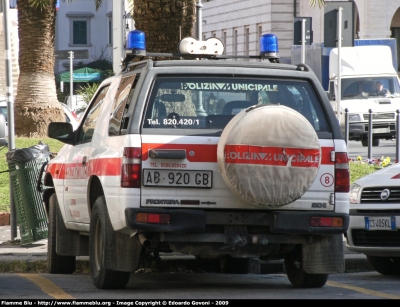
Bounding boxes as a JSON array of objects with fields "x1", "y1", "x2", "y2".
[
  {"x1": 348, "y1": 121, "x2": 395, "y2": 140},
  {"x1": 125, "y1": 208, "x2": 349, "y2": 235}
]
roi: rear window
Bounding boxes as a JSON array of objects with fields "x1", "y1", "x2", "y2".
[{"x1": 143, "y1": 76, "x2": 329, "y2": 132}]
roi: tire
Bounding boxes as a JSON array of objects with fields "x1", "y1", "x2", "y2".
[
  {"x1": 361, "y1": 137, "x2": 368, "y2": 147},
  {"x1": 373, "y1": 138, "x2": 380, "y2": 147},
  {"x1": 89, "y1": 196, "x2": 131, "y2": 289},
  {"x1": 361, "y1": 137, "x2": 379, "y2": 147},
  {"x1": 367, "y1": 256, "x2": 400, "y2": 275},
  {"x1": 284, "y1": 249, "x2": 328, "y2": 288},
  {"x1": 47, "y1": 192, "x2": 76, "y2": 274},
  {"x1": 220, "y1": 256, "x2": 251, "y2": 274}
]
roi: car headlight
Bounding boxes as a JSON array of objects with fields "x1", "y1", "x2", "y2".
[
  {"x1": 349, "y1": 183, "x2": 361, "y2": 204},
  {"x1": 348, "y1": 114, "x2": 361, "y2": 122}
]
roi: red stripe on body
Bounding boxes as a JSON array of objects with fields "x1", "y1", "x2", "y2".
[
  {"x1": 142, "y1": 144, "x2": 334, "y2": 166},
  {"x1": 89, "y1": 158, "x2": 121, "y2": 176},
  {"x1": 47, "y1": 158, "x2": 121, "y2": 180},
  {"x1": 46, "y1": 145, "x2": 335, "y2": 179},
  {"x1": 141, "y1": 143, "x2": 218, "y2": 162},
  {"x1": 46, "y1": 163, "x2": 65, "y2": 179},
  {"x1": 224, "y1": 145, "x2": 320, "y2": 168}
]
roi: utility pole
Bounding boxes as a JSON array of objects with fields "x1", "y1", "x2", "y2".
[
  {"x1": 195, "y1": 0, "x2": 206, "y2": 117},
  {"x1": 196, "y1": 0, "x2": 203, "y2": 40},
  {"x1": 336, "y1": 7, "x2": 343, "y2": 123},
  {"x1": 2, "y1": 0, "x2": 17, "y2": 240},
  {"x1": 69, "y1": 51, "x2": 74, "y2": 109},
  {"x1": 301, "y1": 18, "x2": 306, "y2": 64}
]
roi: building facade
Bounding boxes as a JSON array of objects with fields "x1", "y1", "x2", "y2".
[
  {"x1": 55, "y1": 0, "x2": 113, "y2": 76},
  {"x1": 55, "y1": 0, "x2": 133, "y2": 77},
  {"x1": 201, "y1": 0, "x2": 400, "y2": 69}
]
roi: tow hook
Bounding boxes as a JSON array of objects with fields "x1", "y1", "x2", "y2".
[{"x1": 222, "y1": 226, "x2": 248, "y2": 250}]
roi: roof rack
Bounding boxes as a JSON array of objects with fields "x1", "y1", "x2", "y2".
[{"x1": 122, "y1": 30, "x2": 281, "y2": 71}]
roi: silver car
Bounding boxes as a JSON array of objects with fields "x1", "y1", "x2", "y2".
[{"x1": 347, "y1": 164, "x2": 400, "y2": 275}]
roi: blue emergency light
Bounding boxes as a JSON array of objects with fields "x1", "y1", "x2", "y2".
[
  {"x1": 126, "y1": 30, "x2": 146, "y2": 56},
  {"x1": 260, "y1": 34, "x2": 279, "y2": 60}
]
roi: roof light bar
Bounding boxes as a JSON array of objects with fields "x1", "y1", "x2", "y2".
[
  {"x1": 178, "y1": 37, "x2": 224, "y2": 55},
  {"x1": 122, "y1": 29, "x2": 281, "y2": 65},
  {"x1": 260, "y1": 34, "x2": 279, "y2": 61},
  {"x1": 126, "y1": 30, "x2": 146, "y2": 56}
]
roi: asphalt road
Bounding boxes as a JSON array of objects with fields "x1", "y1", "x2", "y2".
[{"x1": 347, "y1": 139, "x2": 399, "y2": 161}]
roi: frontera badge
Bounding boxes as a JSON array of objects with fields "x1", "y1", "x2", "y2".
[{"x1": 380, "y1": 189, "x2": 390, "y2": 201}]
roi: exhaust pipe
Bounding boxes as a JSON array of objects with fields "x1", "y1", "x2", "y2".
[{"x1": 138, "y1": 233, "x2": 151, "y2": 248}]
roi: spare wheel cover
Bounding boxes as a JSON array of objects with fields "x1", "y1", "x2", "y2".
[{"x1": 217, "y1": 105, "x2": 321, "y2": 207}]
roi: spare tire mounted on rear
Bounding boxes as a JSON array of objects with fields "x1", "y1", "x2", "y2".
[{"x1": 217, "y1": 105, "x2": 321, "y2": 208}]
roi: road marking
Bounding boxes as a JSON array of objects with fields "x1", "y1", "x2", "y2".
[
  {"x1": 327, "y1": 280, "x2": 400, "y2": 299},
  {"x1": 19, "y1": 274, "x2": 74, "y2": 299}
]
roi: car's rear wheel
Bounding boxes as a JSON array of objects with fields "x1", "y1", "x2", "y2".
[
  {"x1": 47, "y1": 192, "x2": 76, "y2": 274},
  {"x1": 367, "y1": 256, "x2": 400, "y2": 275},
  {"x1": 89, "y1": 196, "x2": 131, "y2": 289},
  {"x1": 284, "y1": 247, "x2": 328, "y2": 288}
]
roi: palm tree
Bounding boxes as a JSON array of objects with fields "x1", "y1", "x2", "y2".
[
  {"x1": 133, "y1": 0, "x2": 196, "y2": 53},
  {"x1": 15, "y1": 0, "x2": 64, "y2": 137},
  {"x1": 14, "y1": 0, "x2": 103, "y2": 137},
  {"x1": 309, "y1": 0, "x2": 326, "y2": 8}
]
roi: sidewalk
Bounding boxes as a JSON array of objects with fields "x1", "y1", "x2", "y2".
[{"x1": 0, "y1": 225, "x2": 373, "y2": 273}]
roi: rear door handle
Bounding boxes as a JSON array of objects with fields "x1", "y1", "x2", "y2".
[{"x1": 149, "y1": 149, "x2": 186, "y2": 159}]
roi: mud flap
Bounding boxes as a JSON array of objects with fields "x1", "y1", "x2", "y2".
[
  {"x1": 56, "y1": 203, "x2": 89, "y2": 256},
  {"x1": 104, "y1": 228, "x2": 142, "y2": 272},
  {"x1": 302, "y1": 234, "x2": 344, "y2": 274}
]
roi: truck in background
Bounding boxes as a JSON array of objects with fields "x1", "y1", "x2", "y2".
[{"x1": 292, "y1": 40, "x2": 400, "y2": 146}]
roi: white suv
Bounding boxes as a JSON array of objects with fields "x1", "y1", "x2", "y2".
[{"x1": 41, "y1": 31, "x2": 350, "y2": 289}]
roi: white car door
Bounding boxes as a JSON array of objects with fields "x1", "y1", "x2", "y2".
[{"x1": 63, "y1": 86, "x2": 110, "y2": 226}]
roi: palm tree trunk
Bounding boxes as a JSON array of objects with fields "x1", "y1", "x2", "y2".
[
  {"x1": 134, "y1": 0, "x2": 196, "y2": 53},
  {"x1": 15, "y1": 0, "x2": 64, "y2": 137}
]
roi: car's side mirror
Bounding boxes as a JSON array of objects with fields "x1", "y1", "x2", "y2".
[
  {"x1": 0, "y1": 113, "x2": 7, "y2": 147},
  {"x1": 48, "y1": 122, "x2": 75, "y2": 145}
]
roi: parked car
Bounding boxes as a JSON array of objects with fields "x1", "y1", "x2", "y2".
[
  {"x1": 64, "y1": 94, "x2": 86, "y2": 112},
  {"x1": 0, "y1": 100, "x2": 8, "y2": 139},
  {"x1": 74, "y1": 105, "x2": 87, "y2": 119},
  {"x1": 347, "y1": 164, "x2": 400, "y2": 275},
  {"x1": 0, "y1": 100, "x2": 7, "y2": 123},
  {"x1": 0, "y1": 100, "x2": 78, "y2": 133},
  {"x1": 60, "y1": 103, "x2": 80, "y2": 130},
  {"x1": 0, "y1": 100, "x2": 7, "y2": 144}
]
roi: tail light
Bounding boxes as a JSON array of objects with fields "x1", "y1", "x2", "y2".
[
  {"x1": 136, "y1": 213, "x2": 170, "y2": 224},
  {"x1": 310, "y1": 216, "x2": 344, "y2": 227},
  {"x1": 121, "y1": 147, "x2": 142, "y2": 188},
  {"x1": 71, "y1": 111, "x2": 80, "y2": 121},
  {"x1": 335, "y1": 152, "x2": 350, "y2": 193}
]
